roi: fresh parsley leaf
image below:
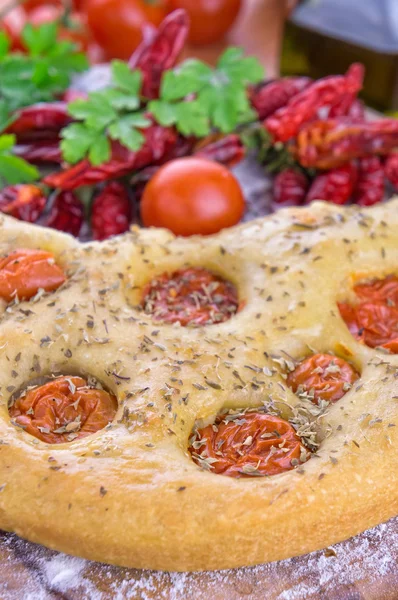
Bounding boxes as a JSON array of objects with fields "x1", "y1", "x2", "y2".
[
  {"x1": 0, "y1": 134, "x2": 16, "y2": 152},
  {"x1": 60, "y1": 123, "x2": 96, "y2": 164},
  {"x1": 68, "y1": 93, "x2": 118, "y2": 131},
  {"x1": 62, "y1": 65, "x2": 148, "y2": 164},
  {"x1": 149, "y1": 100, "x2": 177, "y2": 127},
  {"x1": 22, "y1": 22, "x2": 58, "y2": 56},
  {"x1": 217, "y1": 47, "x2": 264, "y2": 85},
  {"x1": 153, "y1": 49, "x2": 265, "y2": 135},
  {"x1": 88, "y1": 136, "x2": 111, "y2": 166},
  {"x1": 0, "y1": 101, "x2": 13, "y2": 133},
  {"x1": 160, "y1": 60, "x2": 211, "y2": 101},
  {"x1": 100, "y1": 88, "x2": 140, "y2": 111},
  {"x1": 109, "y1": 117, "x2": 146, "y2": 151},
  {"x1": 0, "y1": 23, "x2": 89, "y2": 133},
  {"x1": 0, "y1": 32, "x2": 10, "y2": 60},
  {"x1": 111, "y1": 61, "x2": 142, "y2": 95},
  {"x1": 0, "y1": 134, "x2": 39, "y2": 185}
]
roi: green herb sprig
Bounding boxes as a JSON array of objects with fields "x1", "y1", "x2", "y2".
[
  {"x1": 61, "y1": 48, "x2": 264, "y2": 166},
  {"x1": 62, "y1": 61, "x2": 151, "y2": 165},
  {"x1": 0, "y1": 22, "x2": 89, "y2": 132},
  {"x1": 0, "y1": 134, "x2": 39, "y2": 186},
  {"x1": 150, "y1": 48, "x2": 264, "y2": 135}
]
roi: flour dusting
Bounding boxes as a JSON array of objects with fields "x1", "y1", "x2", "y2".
[{"x1": 0, "y1": 516, "x2": 397, "y2": 600}]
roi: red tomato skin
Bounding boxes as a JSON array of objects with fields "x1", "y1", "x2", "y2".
[
  {"x1": 168, "y1": 0, "x2": 242, "y2": 45},
  {"x1": 141, "y1": 158, "x2": 245, "y2": 236},
  {"x1": 22, "y1": 0, "x2": 83, "y2": 12},
  {"x1": 84, "y1": 0, "x2": 168, "y2": 60}
]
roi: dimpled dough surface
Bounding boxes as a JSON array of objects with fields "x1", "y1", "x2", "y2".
[{"x1": 0, "y1": 199, "x2": 396, "y2": 573}]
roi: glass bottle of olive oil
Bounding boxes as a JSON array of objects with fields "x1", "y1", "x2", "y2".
[{"x1": 280, "y1": 0, "x2": 398, "y2": 112}]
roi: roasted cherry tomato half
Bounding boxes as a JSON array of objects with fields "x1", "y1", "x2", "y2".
[
  {"x1": 142, "y1": 267, "x2": 239, "y2": 326},
  {"x1": 0, "y1": 248, "x2": 66, "y2": 302},
  {"x1": 168, "y1": 0, "x2": 242, "y2": 45},
  {"x1": 84, "y1": 0, "x2": 169, "y2": 60},
  {"x1": 338, "y1": 275, "x2": 398, "y2": 352},
  {"x1": 287, "y1": 353, "x2": 359, "y2": 404},
  {"x1": 9, "y1": 376, "x2": 117, "y2": 444},
  {"x1": 141, "y1": 157, "x2": 245, "y2": 236},
  {"x1": 190, "y1": 411, "x2": 308, "y2": 477}
]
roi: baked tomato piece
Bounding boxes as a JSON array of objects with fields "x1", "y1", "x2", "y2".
[
  {"x1": 338, "y1": 275, "x2": 398, "y2": 352},
  {"x1": 168, "y1": 0, "x2": 242, "y2": 45},
  {"x1": 287, "y1": 353, "x2": 359, "y2": 404},
  {"x1": 142, "y1": 267, "x2": 239, "y2": 326},
  {"x1": 140, "y1": 158, "x2": 245, "y2": 236},
  {"x1": 190, "y1": 412, "x2": 308, "y2": 477},
  {"x1": 84, "y1": 0, "x2": 168, "y2": 60},
  {"x1": 9, "y1": 376, "x2": 117, "y2": 444},
  {"x1": 0, "y1": 248, "x2": 66, "y2": 302}
]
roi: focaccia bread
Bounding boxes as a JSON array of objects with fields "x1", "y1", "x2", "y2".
[{"x1": 0, "y1": 199, "x2": 397, "y2": 572}]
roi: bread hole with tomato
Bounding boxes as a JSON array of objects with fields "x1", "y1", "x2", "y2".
[
  {"x1": 337, "y1": 273, "x2": 398, "y2": 354},
  {"x1": 0, "y1": 247, "x2": 67, "y2": 304},
  {"x1": 141, "y1": 266, "x2": 243, "y2": 327},
  {"x1": 187, "y1": 405, "x2": 320, "y2": 478},
  {"x1": 285, "y1": 352, "x2": 360, "y2": 408},
  {"x1": 8, "y1": 374, "x2": 117, "y2": 445}
]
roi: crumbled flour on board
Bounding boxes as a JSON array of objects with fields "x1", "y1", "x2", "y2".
[{"x1": 0, "y1": 517, "x2": 397, "y2": 600}]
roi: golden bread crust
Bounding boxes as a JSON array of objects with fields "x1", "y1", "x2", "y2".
[{"x1": 0, "y1": 199, "x2": 397, "y2": 572}]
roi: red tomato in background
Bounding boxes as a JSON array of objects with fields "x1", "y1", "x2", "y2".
[
  {"x1": 22, "y1": 0, "x2": 85, "y2": 12},
  {"x1": 84, "y1": 0, "x2": 168, "y2": 60},
  {"x1": 141, "y1": 158, "x2": 245, "y2": 236},
  {"x1": 167, "y1": 0, "x2": 242, "y2": 45}
]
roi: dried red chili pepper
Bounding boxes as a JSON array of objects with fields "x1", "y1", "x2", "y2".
[
  {"x1": 13, "y1": 141, "x2": 62, "y2": 164},
  {"x1": 305, "y1": 163, "x2": 357, "y2": 205},
  {"x1": 352, "y1": 156, "x2": 384, "y2": 207},
  {"x1": 44, "y1": 123, "x2": 178, "y2": 191},
  {"x1": 329, "y1": 96, "x2": 365, "y2": 120},
  {"x1": 91, "y1": 181, "x2": 132, "y2": 240},
  {"x1": 43, "y1": 191, "x2": 84, "y2": 236},
  {"x1": 264, "y1": 63, "x2": 364, "y2": 143},
  {"x1": 128, "y1": 9, "x2": 189, "y2": 100},
  {"x1": 250, "y1": 77, "x2": 311, "y2": 120},
  {"x1": 384, "y1": 153, "x2": 398, "y2": 188},
  {"x1": 194, "y1": 134, "x2": 245, "y2": 167},
  {"x1": 272, "y1": 168, "x2": 309, "y2": 207},
  {"x1": 295, "y1": 118, "x2": 398, "y2": 170},
  {"x1": 0, "y1": 185, "x2": 46, "y2": 222},
  {"x1": 6, "y1": 103, "x2": 71, "y2": 143}
]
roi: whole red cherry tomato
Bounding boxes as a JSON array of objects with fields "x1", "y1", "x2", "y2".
[
  {"x1": 28, "y1": 6, "x2": 91, "y2": 51},
  {"x1": 84, "y1": 0, "x2": 168, "y2": 60},
  {"x1": 168, "y1": 0, "x2": 242, "y2": 45},
  {"x1": 22, "y1": 0, "x2": 84, "y2": 12},
  {"x1": 141, "y1": 157, "x2": 245, "y2": 236}
]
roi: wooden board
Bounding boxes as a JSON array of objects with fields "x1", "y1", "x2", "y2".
[{"x1": 1, "y1": 517, "x2": 398, "y2": 600}]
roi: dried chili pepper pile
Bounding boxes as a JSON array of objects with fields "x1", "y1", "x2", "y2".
[
  {"x1": 254, "y1": 65, "x2": 398, "y2": 209},
  {"x1": 0, "y1": 9, "x2": 397, "y2": 241}
]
